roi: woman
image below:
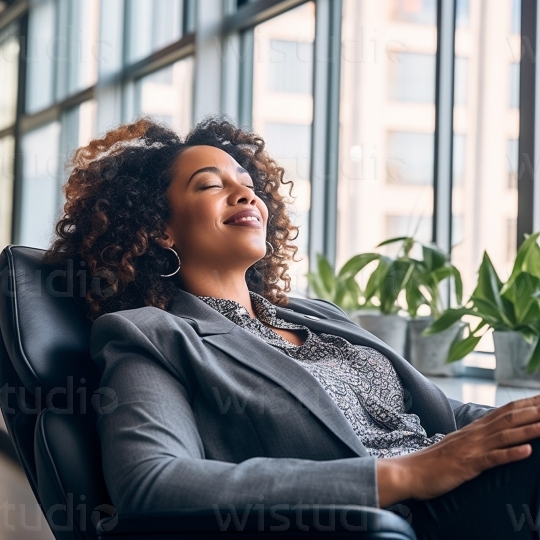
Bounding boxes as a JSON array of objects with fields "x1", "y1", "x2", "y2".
[{"x1": 45, "y1": 116, "x2": 540, "y2": 539}]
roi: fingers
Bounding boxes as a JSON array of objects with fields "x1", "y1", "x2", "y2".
[
  {"x1": 478, "y1": 395, "x2": 540, "y2": 430},
  {"x1": 501, "y1": 394, "x2": 540, "y2": 413},
  {"x1": 482, "y1": 404, "x2": 540, "y2": 433},
  {"x1": 483, "y1": 420, "x2": 540, "y2": 450},
  {"x1": 478, "y1": 444, "x2": 532, "y2": 470}
]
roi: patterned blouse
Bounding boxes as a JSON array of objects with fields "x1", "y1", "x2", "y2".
[{"x1": 196, "y1": 290, "x2": 445, "y2": 458}]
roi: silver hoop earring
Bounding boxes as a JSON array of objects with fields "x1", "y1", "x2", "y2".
[
  {"x1": 160, "y1": 247, "x2": 181, "y2": 278},
  {"x1": 266, "y1": 241, "x2": 274, "y2": 256}
]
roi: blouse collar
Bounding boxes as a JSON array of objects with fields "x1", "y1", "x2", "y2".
[{"x1": 195, "y1": 290, "x2": 277, "y2": 326}]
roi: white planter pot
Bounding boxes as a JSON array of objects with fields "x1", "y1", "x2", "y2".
[
  {"x1": 352, "y1": 313, "x2": 409, "y2": 358},
  {"x1": 493, "y1": 330, "x2": 540, "y2": 388},
  {"x1": 407, "y1": 317, "x2": 465, "y2": 377}
]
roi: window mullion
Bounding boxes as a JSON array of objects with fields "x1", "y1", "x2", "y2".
[
  {"x1": 308, "y1": 0, "x2": 342, "y2": 276},
  {"x1": 433, "y1": 0, "x2": 456, "y2": 254}
]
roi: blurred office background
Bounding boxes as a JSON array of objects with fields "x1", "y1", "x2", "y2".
[{"x1": 0, "y1": 0, "x2": 538, "y2": 537}]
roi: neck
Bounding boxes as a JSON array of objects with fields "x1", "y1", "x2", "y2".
[{"x1": 175, "y1": 266, "x2": 256, "y2": 318}]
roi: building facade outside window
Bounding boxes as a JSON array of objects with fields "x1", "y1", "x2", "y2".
[
  {"x1": 452, "y1": 0, "x2": 520, "y2": 358},
  {"x1": 126, "y1": 0, "x2": 185, "y2": 64},
  {"x1": 251, "y1": 1, "x2": 315, "y2": 296},
  {"x1": 337, "y1": 0, "x2": 437, "y2": 273},
  {"x1": 133, "y1": 57, "x2": 194, "y2": 135}
]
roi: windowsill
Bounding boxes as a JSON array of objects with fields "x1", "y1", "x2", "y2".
[
  {"x1": 426, "y1": 350, "x2": 540, "y2": 406},
  {"x1": 462, "y1": 351, "x2": 496, "y2": 370},
  {"x1": 427, "y1": 375, "x2": 540, "y2": 407}
]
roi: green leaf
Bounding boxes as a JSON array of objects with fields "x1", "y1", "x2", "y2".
[
  {"x1": 380, "y1": 259, "x2": 414, "y2": 314},
  {"x1": 335, "y1": 276, "x2": 361, "y2": 310},
  {"x1": 406, "y1": 284, "x2": 427, "y2": 318},
  {"x1": 471, "y1": 252, "x2": 515, "y2": 326},
  {"x1": 472, "y1": 252, "x2": 503, "y2": 303},
  {"x1": 446, "y1": 333, "x2": 483, "y2": 363},
  {"x1": 307, "y1": 271, "x2": 332, "y2": 301},
  {"x1": 451, "y1": 265, "x2": 464, "y2": 306},
  {"x1": 469, "y1": 298, "x2": 506, "y2": 325},
  {"x1": 505, "y1": 273, "x2": 540, "y2": 324},
  {"x1": 526, "y1": 336, "x2": 540, "y2": 373},
  {"x1": 317, "y1": 253, "x2": 335, "y2": 295},
  {"x1": 337, "y1": 253, "x2": 379, "y2": 279},
  {"x1": 376, "y1": 236, "x2": 410, "y2": 248},
  {"x1": 364, "y1": 256, "x2": 392, "y2": 301},
  {"x1": 525, "y1": 241, "x2": 540, "y2": 279},
  {"x1": 422, "y1": 308, "x2": 474, "y2": 335},
  {"x1": 422, "y1": 243, "x2": 447, "y2": 272},
  {"x1": 501, "y1": 232, "x2": 540, "y2": 294}
]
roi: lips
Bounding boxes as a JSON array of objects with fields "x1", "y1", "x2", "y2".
[{"x1": 224, "y1": 209, "x2": 262, "y2": 227}]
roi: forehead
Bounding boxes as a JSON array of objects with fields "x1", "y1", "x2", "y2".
[{"x1": 174, "y1": 145, "x2": 239, "y2": 177}]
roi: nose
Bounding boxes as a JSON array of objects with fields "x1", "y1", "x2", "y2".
[{"x1": 228, "y1": 182, "x2": 257, "y2": 205}]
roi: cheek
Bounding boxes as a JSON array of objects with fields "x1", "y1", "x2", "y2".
[
  {"x1": 178, "y1": 200, "x2": 219, "y2": 234},
  {"x1": 259, "y1": 201, "x2": 269, "y2": 224}
]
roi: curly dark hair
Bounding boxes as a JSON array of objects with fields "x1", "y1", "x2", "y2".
[{"x1": 43, "y1": 115, "x2": 300, "y2": 320}]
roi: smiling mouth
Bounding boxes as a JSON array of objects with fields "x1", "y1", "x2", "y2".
[
  {"x1": 227, "y1": 216, "x2": 260, "y2": 224},
  {"x1": 225, "y1": 216, "x2": 262, "y2": 228}
]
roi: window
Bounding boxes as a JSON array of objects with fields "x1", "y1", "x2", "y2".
[
  {"x1": 263, "y1": 121, "x2": 311, "y2": 264},
  {"x1": 456, "y1": 0, "x2": 469, "y2": 28},
  {"x1": 511, "y1": 0, "x2": 521, "y2": 34},
  {"x1": 388, "y1": 53, "x2": 436, "y2": 103},
  {"x1": 386, "y1": 132, "x2": 434, "y2": 185},
  {"x1": 264, "y1": 122, "x2": 311, "y2": 160},
  {"x1": 55, "y1": 0, "x2": 100, "y2": 100},
  {"x1": 19, "y1": 122, "x2": 61, "y2": 248},
  {"x1": 385, "y1": 214, "x2": 432, "y2": 260},
  {"x1": 0, "y1": 136, "x2": 14, "y2": 249},
  {"x1": 453, "y1": 134, "x2": 466, "y2": 186},
  {"x1": 0, "y1": 24, "x2": 19, "y2": 131},
  {"x1": 26, "y1": 0, "x2": 56, "y2": 113},
  {"x1": 391, "y1": 0, "x2": 436, "y2": 24},
  {"x1": 452, "y1": 0, "x2": 520, "y2": 354},
  {"x1": 97, "y1": 0, "x2": 124, "y2": 79},
  {"x1": 454, "y1": 56, "x2": 468, "y2": 106},
  {"x1": 267, "y1": 40, "x2": 313, "y2": 94},
  {"x1": 337, "y1": 0, "x2": 436, "y2": 270},
  {"x1": 126, "y1": 0, "x2": 185, "y2": 64},
  {"x1": 509, "y1": 62, "x2": 520, "y2": 109},
  {"x1": 507, "y1": 138, "x2": 518, "y2": 189},
  {"x1": 26, "y1": 0, "x2": 100, "y2": 112},
  {"x1": 252, "y1": 2, "x2": 315, "y2": 295},
  {"x1": 506, "y1": 218, "x2": 517, "y2": 262},
  {"x1": 59, "y1": 100, "x2": 97, "y2": 182},
  {"x1": 133, "y1": 56, "x2": 194, "y2": 135},
  {"x1": 385, "y1": 214, "x2": 432, "y2": 242}
]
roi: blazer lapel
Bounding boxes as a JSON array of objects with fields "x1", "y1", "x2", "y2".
[
  {"x1": 167, "y1": 289, "x2": 456, "y2": 455},
  {"x1": 276, "y1": 299, "x2": 457, "y2": 436}
]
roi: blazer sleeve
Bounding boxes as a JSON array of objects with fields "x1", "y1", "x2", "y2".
[
  {"x1": 90, "y1": 311, "x2": 380, "y2": 515},
  {"x1": 447, "y1": 397, "x2": 496, "y2": 429}
]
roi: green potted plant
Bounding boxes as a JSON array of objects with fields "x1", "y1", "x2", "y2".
[
  {"x1": 306, "y1": 252, "x2": 379, "y2": 314},
  {"x1": 423, "y1": 232, "x2": 540, "y2": 388},
  {"x1": 379, "y1": 236, "x2": 466, "y2": 376},
  {"x1": 307, "y1": 249, "x2": 413, "y2": 357}
]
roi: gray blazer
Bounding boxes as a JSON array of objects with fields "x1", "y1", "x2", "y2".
[{"x1": 90, "y1": 288, "x2": 494, "y2": 514}]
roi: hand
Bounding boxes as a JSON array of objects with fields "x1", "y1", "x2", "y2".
[{"x1": 377, "y1": 394, "x2": 540, "y2": 507}]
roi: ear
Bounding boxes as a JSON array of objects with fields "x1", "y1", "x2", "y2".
[{"x1": 155, "y1": 233, "x2": 174, "y2": 249}]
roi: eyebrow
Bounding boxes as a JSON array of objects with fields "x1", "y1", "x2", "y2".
[{"x1": 187, "y1": 165, "x2": 250, "y2": 186}]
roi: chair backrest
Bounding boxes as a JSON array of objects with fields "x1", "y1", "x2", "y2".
[{"x1": 0, "y1": 245, "x2": 115, "y2": 540}]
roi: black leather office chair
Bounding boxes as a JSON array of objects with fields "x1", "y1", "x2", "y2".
[{"x1": 0, "y1": 245, "x2": 417, "y2": 540}]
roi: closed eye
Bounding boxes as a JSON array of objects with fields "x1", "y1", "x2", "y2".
[{"x1": 201, "y1": 185, "x2": 255, "y2": 190}]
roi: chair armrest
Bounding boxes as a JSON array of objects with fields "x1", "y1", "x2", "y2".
[{"x1": 96, "y1": 505, "x2": 417, "y2": 539}]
